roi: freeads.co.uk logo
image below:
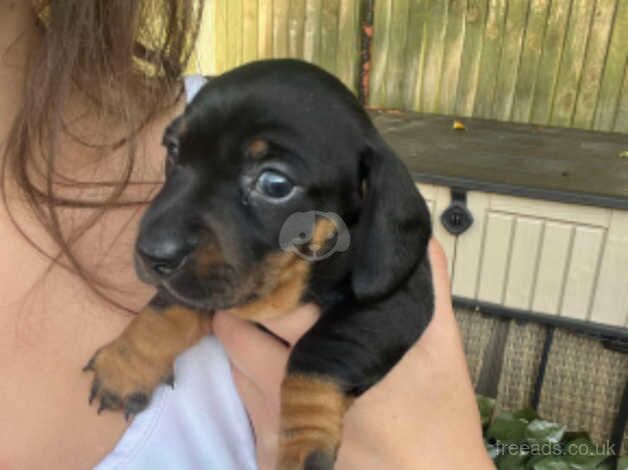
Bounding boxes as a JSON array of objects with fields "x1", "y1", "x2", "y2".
[{"x1": 279, "y1": 211, "x2": 350, "y2": 261}]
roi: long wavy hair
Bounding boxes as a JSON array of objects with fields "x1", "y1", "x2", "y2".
[{"x1": 1, "y1": 0, "x2": 203, "y2": 311}]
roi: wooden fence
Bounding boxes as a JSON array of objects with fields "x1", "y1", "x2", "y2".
[{"x1": 194, "y1": 0, "x2": 628, "y2": 134}]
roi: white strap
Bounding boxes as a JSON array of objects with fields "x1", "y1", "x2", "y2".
[{"x1": 183, "y1": 74, "x2": 209, "y2": 104}]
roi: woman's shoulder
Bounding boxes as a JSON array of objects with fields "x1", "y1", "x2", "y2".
[{"x1": 94, "y1": 335, "x2": 257, "y2": 470}]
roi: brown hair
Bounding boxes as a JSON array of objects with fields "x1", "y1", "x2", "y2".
[{"x1": 1, "y1": 0, "x2": 203, "y2": 311}]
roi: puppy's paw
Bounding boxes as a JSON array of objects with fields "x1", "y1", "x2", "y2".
[{"x1": 83, "y1": 338, "x2": 174, "y2": 420}]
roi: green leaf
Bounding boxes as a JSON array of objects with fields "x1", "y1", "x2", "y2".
[
  {"x1": 616, "y1": 456, "x2": 628, "y2": 470},
  {"x1": 564, "y1": 438, "x2": 608, "y2": 470},
  {"x1": 496, "y1": 451, "x2": 529, "y2": 470},
  {"x1": 593, "y1": 458, "x2": 615, "y2": 470},
  {"x1": 528, "y1": 456, "x2": 570, "y2": 470},
  {"x1": 514, "y1": 408, "x2": 540, "y2": 423},
  {"x1": 487, "y1": 412, "x2": 529, "y2": 444},
  {"x1": 619, "y1": 150, "x2": 628, "y2": 158},
  {"x1": 478, "y1": 395, "x2": 496, "y2": 428},
  {"x1": 525, "y1": 420, "x2": 566, "y2": 446},
  {"x1": 564, "y1": 431, "x2": 591, "y2": 443}
]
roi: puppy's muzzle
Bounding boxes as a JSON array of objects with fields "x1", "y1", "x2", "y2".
[{"x1": 135, "y1": 236, "x2": 193, "y2": 280}]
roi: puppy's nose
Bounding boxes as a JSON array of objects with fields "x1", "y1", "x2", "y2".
[{"x1": 136, "y1": 238, "x2": 191, "y2": 278}]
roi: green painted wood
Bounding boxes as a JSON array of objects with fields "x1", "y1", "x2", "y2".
[
  {"x1": 454, "y1": 0, "x2": 490, "y2": 116},
  {"x1": 272, "y1": 0, "x2": 290, "y2": 57},
  {"x1": 336, "y1": 0, "x2": 360, "y2": 89},
  {"x1": 595, "y1": 0, "x2": 628, "y2": 132},
  {"x1": 492, "y1": 0, "x2": 529, "y2": 120},
  {"x1": 384, "y1": 0, "x2": 411, "y2": 109},
  {"x1": 614, "y1": 62, "x2": 628, "y2": 133},
  {"x1": 572, "y1": 0, "x2": 617, "y2": 130},
  {"x1": 287, "y1": 0, "x2": 306, "y2": 58},
  {"x1": 370, "y1": 0, "x2": 393, "y2": 107},
  {"x1": 438, "y1": 0, "x2": 467, "y2": 115},
  {"x1": 473, "y1": 0, "x2": 508, "y2": 118},
  {"x1": 242, "y1": 0, "x2": 259, "y2": 62},
  {"x1": 319, "y1": 0, "x2": 341, "y2": 74},
  {"x1": 511, "y1": 0, "x2": 551, "y2": 123},
  {"x1": 303, "y1": 0, "x2": 323, "y2": 64},
  {"x1": 421, "y1": 0, "x2": 449, "y2": 113},
  {"x1": 203, "y1": 0, "x2": 626, "y2": 133},
  {"x1": 529, "y1": 0, "x2": 572, "y2": 125},
  {"x1": 550, "y1": 0, "x2": 595, "y2": 127},
  {"x1": 403, "y1": 0, "x2": 429, "y2": 110}
]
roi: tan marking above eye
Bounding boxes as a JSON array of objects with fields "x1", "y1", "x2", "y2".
[{"x1": 247, "y1": 138, "x2": 269, "y2": 159}]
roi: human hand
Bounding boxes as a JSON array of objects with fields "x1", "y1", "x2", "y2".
[{"x1": 213, "y1": 239, "x2": 495, "y2": 469}]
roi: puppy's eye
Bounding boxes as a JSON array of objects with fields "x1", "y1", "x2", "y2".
[{"x1": 255, "y1": 170, "x2": 294, "y2": 199}]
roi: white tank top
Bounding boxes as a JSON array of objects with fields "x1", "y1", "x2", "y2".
[{"x1": 94, "y1": 76, "x2": 258, "y2": 470}]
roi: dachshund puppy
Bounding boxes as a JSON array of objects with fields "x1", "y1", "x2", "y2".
[{"x1": 84, "y1": 59, "x2": 434, "y2": 470}]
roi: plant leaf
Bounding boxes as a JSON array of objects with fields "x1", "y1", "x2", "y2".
[
  {"x1": 616, "y1": 456, "x2": 628, "y2": 470},
  {"x1": 487, "y1": 412, "x2": 528, "y2": 444},
  {"x1": 564, "y1": 438, "x2": 608, "y2": 470},
  {"x1": 496, "y1": 451, "x2": 529, "y2": 470},
  {"x1": 478, "y1": 395, "x2": 496, "y2": 428},
  {"x1": 525, "y1": 420, "x2": 566, "y2": 446},
  {"x1": 528, "y1": 456, "x2": 570, "y2": 470}
]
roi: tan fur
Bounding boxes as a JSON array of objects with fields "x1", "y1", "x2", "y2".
[
  {"x1": 88, "y1": 305, "x2": 209, "y2": 404},
  {"x1": 228, "y1": 252, "x2": 310, "y2": 320},
  {"x1": 247, "y1": 138, "x2": 269, "y2": 158},
  {"x1": 278, "y1": 375, "x2": 352, "y2": 469},
  {"x1": 228, "y1": 218, "x2": 336, "y2": 321}
]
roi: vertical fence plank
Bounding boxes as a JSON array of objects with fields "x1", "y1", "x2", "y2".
[
  {"x1": 320, "y1": 0, "x2": 341, "y2": 73},
  {"x1": 511, "y1": 0, "x2": 551, "y2": 123},
  {"x1": 287, "y1": 0, "x2": 306, "y2": 58},
  {"x1": 439, "y1": 0, "x2": 468, "y2": 115},
  {"x1": 212, "y1": 0, "x2": 229, "y2": 73},
  {"x1": 421, "y1": 1, "x2": 450, "y2": 112},
  {"x1": 572, "y1": 0, "x2": 617, "y2": 130},
  {"x1": 530, "y1": 0, "x2": 572, "y2": 125},
  {"x1": 225, "y1": 0, "x2": 243, "y2": 69},
  {"x1": 383, "y1": 0, "x2": 411, "y2": 109},
  {"x1": 336, "y1": 0, "x2": 360, "y2": 90},
  {"x1": 454, "y1": 0, "x2": 490, "y2": 116},
  {"x1": 473, "y1": 0, "x2": 507, "y2": 118},
  {"x1": 370, "y1": 0, "x2": 393, "y2": 107},
  {"x1": 492, "y1": 0, "x2": 529, "y2": 120},
  {"x1": 272, "y1": 0, "x2": 290, "y2": 57},
  {"x1": 595, "y1": 0, "x2": 628, "y2": 131},
  {"x1": 258, "y1": 0, "x2": 274, "y2": 58},
  {"x1": 403, "y1": 0, "x2": 430, "y2": 110},
  {"x1": 303, "y1": 0, "x2": 323, "y2": 63},
  {"x1": 550, "y1": 0, "x2": 596, "y2": 127},
  {"x1": 614, "y1": 62, "x2": 628, "y2": 133},
  {"x1": 242, "y1": 0, "x2": 259, "y2": 63}
]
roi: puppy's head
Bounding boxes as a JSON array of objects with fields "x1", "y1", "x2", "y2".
[{"x1": 135, "y1": 59, "x2": 431, "y2": 312}]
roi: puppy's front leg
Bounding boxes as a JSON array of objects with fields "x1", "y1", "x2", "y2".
[{"x1": 84, "y1": 294, "x2": 210, "y2": 419}]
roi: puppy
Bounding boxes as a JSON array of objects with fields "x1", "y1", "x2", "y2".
[{"x1": 84, "y1": 59, "x2": 434, "y2": 470}]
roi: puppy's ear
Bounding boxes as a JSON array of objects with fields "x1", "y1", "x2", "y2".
[{"x1": 351, "y1": 133, "x2": 431, "y2": 301}]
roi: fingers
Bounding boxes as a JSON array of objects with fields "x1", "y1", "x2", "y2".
[{"x1": 258, "y1": 303, "x2": 320, "y2": 345}]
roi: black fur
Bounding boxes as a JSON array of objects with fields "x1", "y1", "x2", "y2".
[{"x1": 136, "y1": 59, "x2": 434, "y2": 399}]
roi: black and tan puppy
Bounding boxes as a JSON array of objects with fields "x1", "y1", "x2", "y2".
[{"x1": 84, "y1": 59, "x2": 434, "y2": 470}]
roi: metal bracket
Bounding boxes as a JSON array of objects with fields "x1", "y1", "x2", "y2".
[{"x1": 441, "y1": 188, "x2": 474, "y2": 235}]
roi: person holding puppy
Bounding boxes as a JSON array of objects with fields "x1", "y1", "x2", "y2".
[{"x1": 0, "y1": 2, "x2": 492, "y2": 469}]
